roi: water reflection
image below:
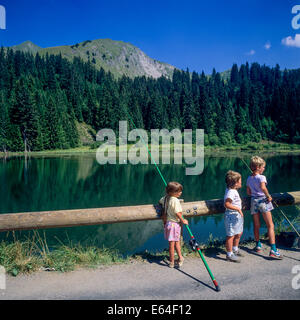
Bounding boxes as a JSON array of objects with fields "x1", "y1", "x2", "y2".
[{"x1": 0, "y1": 153, "x2": 299, "y2": 254}]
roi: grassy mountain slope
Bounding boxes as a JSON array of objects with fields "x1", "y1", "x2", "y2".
[
  {"x1": 9, "y1": 39, "x2": 176, "y2": 79},
  {"x1": 10, "y1": 40, "x2": 42, "y2": 54}
]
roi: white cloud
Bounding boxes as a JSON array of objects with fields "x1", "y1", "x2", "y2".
[
  {"x1": 281, "y1": 34, "x2": 300, "y2": 48},
  {"x1": 264, "y1": 42, "x2": 271, "y2": 50},
  {"x1": 246, "y1": 49, "x2": 255, "y2": 55}
]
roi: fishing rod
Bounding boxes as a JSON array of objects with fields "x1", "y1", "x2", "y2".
[
  {"x1": 126, "y1": 115, "x2": 221, "y2": 292},
  {"x1": 239, "y1": 157, "x2": 300, "y2": 238},
  {"x1": 186, "y1": 227, "x2": 221, "y2": 291}
]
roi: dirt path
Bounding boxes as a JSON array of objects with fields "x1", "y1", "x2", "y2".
[{"x1": 1, "y1": 245, "x2": 300, "y2": 300}]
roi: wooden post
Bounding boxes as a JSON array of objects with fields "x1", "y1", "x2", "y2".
[{"x1": 0, "y1": 191, "x2": 299, "y2": 232}]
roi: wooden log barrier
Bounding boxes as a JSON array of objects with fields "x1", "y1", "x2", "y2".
[{"x1": 0, "y1": 191, "x2": 299, "y2": 232}]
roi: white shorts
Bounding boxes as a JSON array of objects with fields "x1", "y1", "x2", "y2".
[{"x1": 224, "y1": 210, "x2": 243, "y2": 237}]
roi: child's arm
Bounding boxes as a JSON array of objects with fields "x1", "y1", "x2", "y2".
[
  {"x1": 176, "y1": 212, "x2": 188, "y2": 225},
  {"x1": 246, "y1": 186, "x2": 252, "y2": 196},
  {"x1": 224, "y1": 198, "x2": 244, "y2": 217},
  {"x1": 260, "y1": 182, "x2": 272, "y2": 202},
  {"x1": 161, "y1": 212, "x2": 167, "y2": 225}
]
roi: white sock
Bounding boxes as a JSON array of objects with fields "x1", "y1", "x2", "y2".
[
  {"x1": 233, "y1": 246, "x2": 238, "y2": 252},
  {"x1": 227, "y1": 251, "x2": 233, "y2": 257}
]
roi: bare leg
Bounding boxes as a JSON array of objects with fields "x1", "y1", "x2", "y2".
[
  {"x1": 169, "y1": 241, "x2": 175, "y2": 263},
  {"x1": 226, "y1": 235, "x2": 234, "y2": 253},
  {"x1": 262, "y1": 211, "x2": 275, "y2": 244},
  {"x1": 175, "y1": 241, "x2": 183, "y2": 261},
  {"x1": 233, "y1": 233, "x2": 242, "y2": 247},
  {"x1": 252, "y1": 213, "x2": 260, "y2": 241}
]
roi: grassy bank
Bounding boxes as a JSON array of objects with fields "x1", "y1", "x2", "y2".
[
  {"x1": 1, "y1": 232, "x2": 287, "y2": 277},
  {"x1": 0, "y1": 232, "x2": 227, "y2": 276},
  {"x1": 0, "y1": 146, "x2": 95, "y2": 158},
  {"x1": 0, "y1": 232, "x2": 127, "y2": 276},
  {"x1": 205, "y1": 141, "x2": 300, "y2": 154},
  {"x1": 1, "y1": 141, "x2": 300, "y2": 158}
]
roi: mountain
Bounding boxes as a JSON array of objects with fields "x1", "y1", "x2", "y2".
[
  {"x1": 10, "y1": 40, "x2": 42, "y2": 54},
  {"x1": 8, "y1": 39, "x2": 176, "y2": 79}
]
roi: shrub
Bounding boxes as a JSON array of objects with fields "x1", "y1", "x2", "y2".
[
  {"x1": 219, "y1": 132, "x2": 233, "y2": 145},
  {"x1": 90, "y1": 141, "x2": 103, "y2": 149},
  {"x1": 209, "y1": 134, "x2": 220, "y2": 146},
  {"x1": 236, "y1": 133, "x2": 244, "y2": 144}
]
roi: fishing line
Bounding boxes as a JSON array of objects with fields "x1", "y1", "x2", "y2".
[{"x1": 126, "y1": 116, "x2": 167, "y2": 187}]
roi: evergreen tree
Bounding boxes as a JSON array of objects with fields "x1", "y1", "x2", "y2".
[
  {"x1": 0, "y1": 48, "x2": 299, "y2": 151},
  {"x1": 230, "y1": 64, "x2": 239, "y2": 86},
  {"x1": 0, "y1": 91, "x2": 10, "y2": 152}
]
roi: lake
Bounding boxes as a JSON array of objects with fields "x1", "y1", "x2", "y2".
[{"x1": 1, "y1": 152, "x2": 299, "y2": 255}]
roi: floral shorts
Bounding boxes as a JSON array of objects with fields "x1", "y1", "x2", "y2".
[
  {"x1": 164, "y1": 221, "x2": 181, "y2": 242},
  {"x1": 251, "y1": 197, "x2": 274, "y2": 215}
]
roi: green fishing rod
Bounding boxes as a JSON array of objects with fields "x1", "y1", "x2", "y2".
[{"x1": 126, "y1": 115, "x2": 221, "y2": 292}]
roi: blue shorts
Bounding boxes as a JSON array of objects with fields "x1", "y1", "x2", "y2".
[
  {"x1": 251, "y1": 197, "x2": 274, "y2": 215},
  {"x1": 224, "y1": 210, "x2": 243, "y2": 237}
]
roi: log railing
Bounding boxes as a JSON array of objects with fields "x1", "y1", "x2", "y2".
[{"x1": 0, "y1": 191, "x2": 299, "y2": 232}]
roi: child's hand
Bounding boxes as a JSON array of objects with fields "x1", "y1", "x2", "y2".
[
  {"x1": 267, "y1": 196, "x2": 272, "y2": 203},
  {"x1": 239, "y1": 210, "x2": 244, "y2": 217},
  {"x1": 182, "y1": 219, "x2": 189, "y2": 225}
]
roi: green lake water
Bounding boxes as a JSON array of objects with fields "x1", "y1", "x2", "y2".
[{"x1": 1, "y1": 152, "x2": 300, "y2": 255}]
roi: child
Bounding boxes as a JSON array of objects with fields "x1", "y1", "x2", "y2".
[
  {"x1": 246, "y1": 156, "x2": 282, "y2": 259},
  {"x1": 224, "y1": 170, "x2": 244, "y2": 262},
  {"x1": 160, "y1": 181, "x2": 188, "y2": 268}
]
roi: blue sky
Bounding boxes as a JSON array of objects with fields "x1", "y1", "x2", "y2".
[{"x1": 0, "y1": 0, "x2": 299, "y2": 74}]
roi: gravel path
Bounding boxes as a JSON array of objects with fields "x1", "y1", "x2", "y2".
[{"x1": 1, "y1": 245, "x2": 300, "y2": 300}]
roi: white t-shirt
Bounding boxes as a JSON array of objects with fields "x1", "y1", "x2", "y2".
[{"x1": 224, "y1": 188, "x2": 242, "y2": 209}]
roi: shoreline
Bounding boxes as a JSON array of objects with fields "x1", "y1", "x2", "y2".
[{"x1": 1, "y1": 142, "x2": 300, "y2": 159}]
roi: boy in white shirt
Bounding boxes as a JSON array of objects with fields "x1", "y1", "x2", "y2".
[{"x1": 224, "y1": 170, "x2": 244, "y2": 262}]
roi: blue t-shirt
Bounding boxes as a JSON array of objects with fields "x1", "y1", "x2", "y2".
[{"x1": 246, "y1": 174, "x2": 267, "y2": 197}]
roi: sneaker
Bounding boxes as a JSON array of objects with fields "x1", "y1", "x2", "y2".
[
  {"x1": 254, "y1": 245, "x2": 262, "y2": 253},
  {"x1": 269, "y1": 249, "x2": 283, "y2": 260},
  {"x1": 226, "y1": 254, "x2": 241, "y2": 263},
  {"x1": 233, "y1": 250, "x2": 244, "y2": 257},
  {"x1": 177, "y1": 257, "x2": 184, "y2": 267},
  {"x1": 169, "y1": 261, "x2": 175, "y2": 268}
]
